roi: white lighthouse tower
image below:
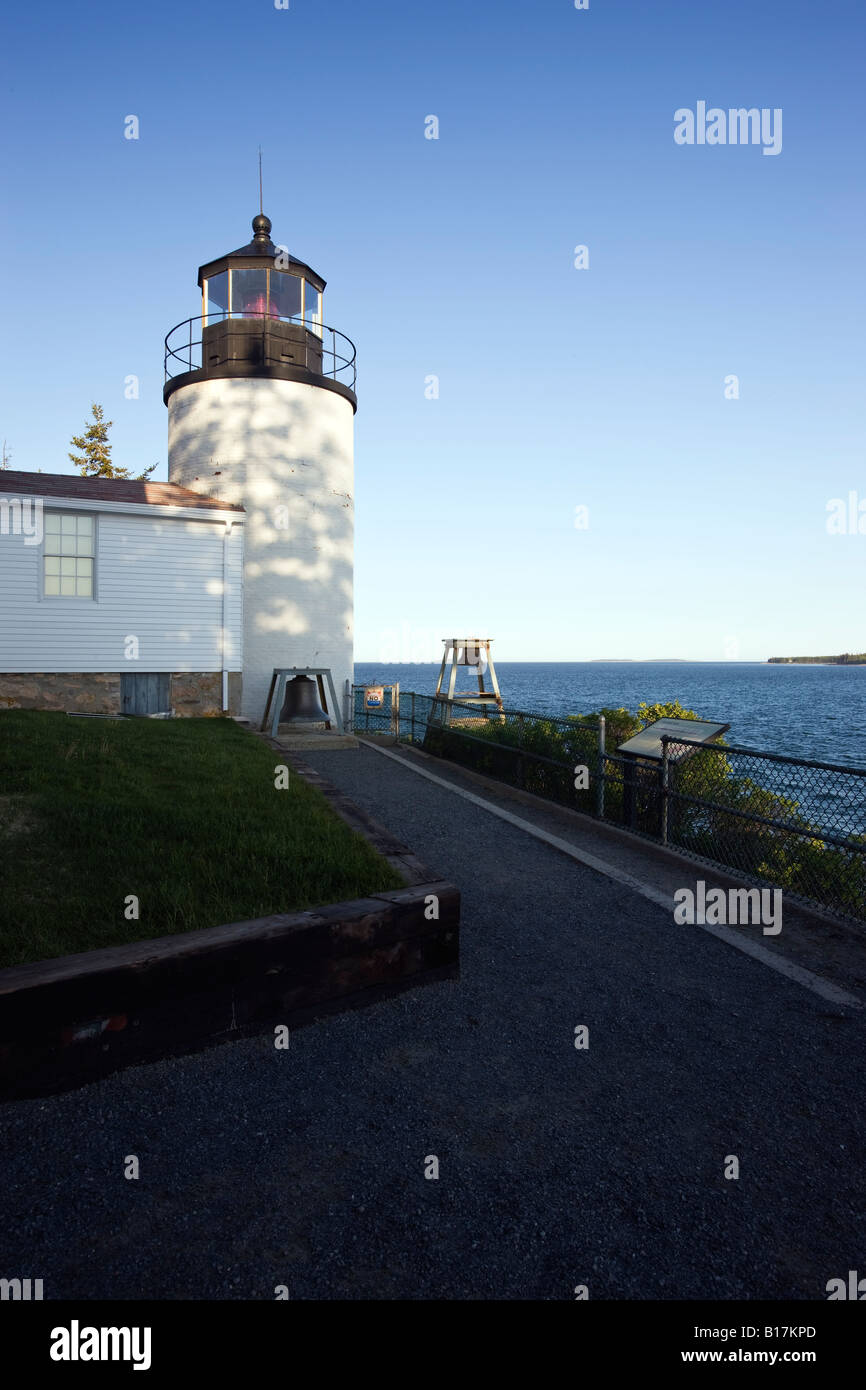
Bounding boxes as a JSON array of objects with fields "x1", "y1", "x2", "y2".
[{"x1": 164, "y1": 212, "x2": 356, "y2": 724}]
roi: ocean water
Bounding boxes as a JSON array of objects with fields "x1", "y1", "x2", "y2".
[{"x1": 354, "y1": 661, "x2": 866, "y2": 770}]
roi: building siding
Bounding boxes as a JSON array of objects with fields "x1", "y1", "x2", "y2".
[{"x1": 0, "y1": 503, "x2": 243, "y2": 674}]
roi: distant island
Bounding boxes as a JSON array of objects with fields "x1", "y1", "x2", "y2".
[{"x1": 768, "y1": 654, "x2": 866, "y2": 665}]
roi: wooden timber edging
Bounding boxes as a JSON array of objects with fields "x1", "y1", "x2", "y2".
[{"x1": 0, "y1": 754, "x2": 460, "y2": 1101}]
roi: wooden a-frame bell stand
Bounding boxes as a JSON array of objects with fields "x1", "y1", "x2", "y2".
[{"x1": 431, "y1": 638, "x2": 504, "y2": 725}]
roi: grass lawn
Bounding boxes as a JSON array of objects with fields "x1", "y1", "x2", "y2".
[{"x1": 0, "y1": 711, "x2": 405, "y2": 969}]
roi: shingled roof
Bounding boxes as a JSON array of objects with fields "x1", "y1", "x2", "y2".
[{"x1": 0, "y1": 471, "x2": 244, "y2": 512}]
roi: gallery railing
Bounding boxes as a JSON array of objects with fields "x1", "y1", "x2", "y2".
[{"x1": 164, "y1": 312, "x2": 357, "y2": 391}]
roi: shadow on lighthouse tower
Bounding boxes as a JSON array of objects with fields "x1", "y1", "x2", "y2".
[{"x1": 164, "y1": 212, "x2": 356, "y2": 725}]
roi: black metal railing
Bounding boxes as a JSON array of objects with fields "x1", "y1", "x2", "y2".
[
  {"x1": 164, "y1": 311, "x2": 357, "y2": 391},
  {"x1": 352, "y1": 687, "x2": 604, "y2": 810},
  {"x1": 350, "y1": 686, "x2": 866, "y2": 924}
]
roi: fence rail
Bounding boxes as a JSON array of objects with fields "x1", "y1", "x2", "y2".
[{"x1": 351, "y1": 686, "x2": 866, "y2": 925}]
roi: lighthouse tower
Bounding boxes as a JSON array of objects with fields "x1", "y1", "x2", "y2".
[{"x1": 164, "y1": 213, "x2": 357, "y2": 724}]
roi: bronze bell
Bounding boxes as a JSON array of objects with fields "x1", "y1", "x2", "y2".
[{"x1": 279, "y1": 674, "x2": 329, "y2": 724}]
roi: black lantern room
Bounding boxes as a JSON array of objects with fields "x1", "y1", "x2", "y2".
[{"x1": 163, "y1": 213, "x2": 356, "y2": 409}]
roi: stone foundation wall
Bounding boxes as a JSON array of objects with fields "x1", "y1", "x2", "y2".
[
  {"x1": 0, "y1": 673, "x2": 121, "y2": 714},
  {"x1": 171, "y1": 672, "x2": 242, "y2": 717},
  {"x1": 0, "y1": 673, "x2": 242, "y2": 718}
]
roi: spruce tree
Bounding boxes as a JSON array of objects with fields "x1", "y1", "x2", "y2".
[{"x1": 68, "y1": 404, "x2": 155, "y2": 480}]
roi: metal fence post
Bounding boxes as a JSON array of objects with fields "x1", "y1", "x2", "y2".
[
  {"x1": 393, "y1": 684, "x2": 400, "y2": 743},
  {"x1": 661, "y1": 735, "x2": 670, "y2": 846},
  {"x1": 411, "y1": 691, "x2": 416, "y2": 743},
  {"x1": 597, "y1": 715, "x2": 606, "y2": 819}
]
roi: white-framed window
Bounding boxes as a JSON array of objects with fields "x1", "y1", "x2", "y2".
[{"x1": 43, "y1": 511, "x2": 95, "y2": 598}]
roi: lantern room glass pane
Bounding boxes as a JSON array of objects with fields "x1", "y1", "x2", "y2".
[
  {"x1": 231, "y1": 268, "x2": 274, "y2": 319},
  {"x1": 204, "y1": 271, "x2": 229, "y2": 325},
  {"x1": 269, "y1": 271, "x2": 302, "y2": 320},
  {"x1": 304, "y1": 281, "x2": 322, "y2": 335}
]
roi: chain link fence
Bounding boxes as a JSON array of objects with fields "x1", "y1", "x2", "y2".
[
  {"x1": 658, "y1": 736, "x2": 866, "y2": 922},
  {"x1": 351, "y1": 686, "x2": 866, "y2": 924}
]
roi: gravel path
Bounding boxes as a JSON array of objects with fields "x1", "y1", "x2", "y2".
[{"x1": 1, "y1": 744, "x2": 863, "y2": 1300}]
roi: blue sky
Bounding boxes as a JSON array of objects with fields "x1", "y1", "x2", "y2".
[{"x1": 1, "y1": 0, "x2": 863, "y2": 661}]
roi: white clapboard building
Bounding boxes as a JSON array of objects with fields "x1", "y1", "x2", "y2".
[{"x1": 0, "y1": 213, "x2": 357, "y2": 723}]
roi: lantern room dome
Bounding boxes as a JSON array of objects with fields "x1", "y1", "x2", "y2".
[{"x1": 196, "y1": 212, "x2": 325, "y2": 293}]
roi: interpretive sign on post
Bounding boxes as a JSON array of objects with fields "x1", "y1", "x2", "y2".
[{"x1": 617, "y1": 717, "x2": 730, "y2": 836}]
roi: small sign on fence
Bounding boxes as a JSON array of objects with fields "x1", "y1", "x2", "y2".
[{"x1": 363, "y1": 685, "x2": 385, "y2": 711}]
